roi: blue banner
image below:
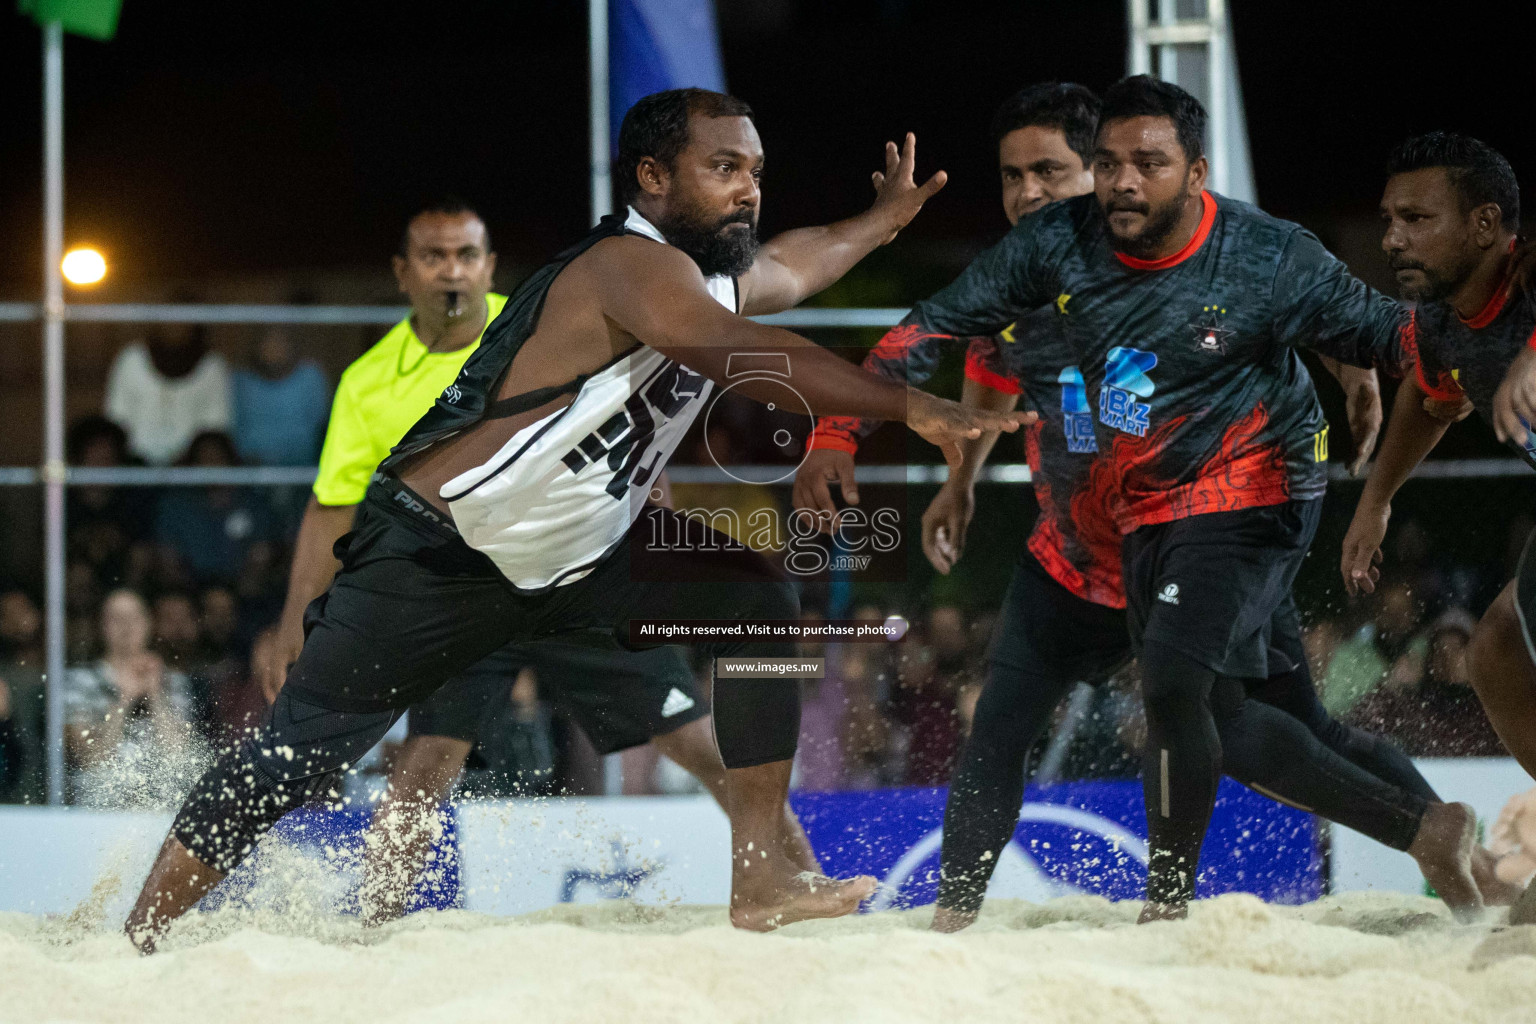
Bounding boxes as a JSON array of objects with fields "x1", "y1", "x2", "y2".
[
  {"x1": 201, "y1": 779, "x2": 1319, "y2": 917},
  {"x1": 609, "y1": 0, "x2": 727, "y2": 151},
  {"x1": 793, "y1": 779, "x2": 1322, "y2": 909}
]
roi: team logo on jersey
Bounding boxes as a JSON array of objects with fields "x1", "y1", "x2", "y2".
[
  {"x1": 1190, "y1": 305, "x2": 1234, "y2": 354},
  {"x1": 442, "y1": 383, "x2": 463, "y2": 404},
  {"x1": 1055, "y1": 293, "x2": 1072, "y2": 315},
  {"x1": 1098, "y1": 347, "x2": 1157, "y2": 437},
  {"x1": 1057, "y1": 366, "x2": 1097, "y2": 453}
]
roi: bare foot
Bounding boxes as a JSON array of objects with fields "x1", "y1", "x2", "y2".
[
  {"x1": 1408, "y1": 801, "x2": 1483, "y2": 922},
  {"x1": 730, "y1": 856, "x2": 875, "y2": 932},
  {"x1": 931, "y1": 906, "x2": 978, "y2": 933},
  {"x1": 1472, "y1": 845, "x2": 1525, "y2": 907},
  {"x1": 1137, "y1": 901, "x2": 1188, "y2": 924},
  {"x1": 1509, "y1": 879, "x2": 1536, "y2": 926}
]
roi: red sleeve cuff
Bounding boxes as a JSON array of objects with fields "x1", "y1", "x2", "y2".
[
  {"x1": 1526, "y1": 325, "x2": 1536, "y2": 351},
  {"x1": 1414, "y1": 360, "x2": 1465, "y2": 402},
  {"x1": 964, "y1": 348, "x2": 1023, "y2": 395},
  {"x1": 806, "y1": 429, "x2": 859, "y2": 455}
]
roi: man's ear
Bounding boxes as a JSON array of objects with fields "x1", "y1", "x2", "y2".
[
  {"x1": 391, "y1": 254, "x2": 408, "y2": 295},
  {"x1": 1471, "y1": 202, "x2": 1504, "y2": 249},
  {"x1": 1187, "y1": 154, "x2": 1209, "y2": 194},
  {"x1": 637, "y1": 156, "x2": 669, "y2": 198}
]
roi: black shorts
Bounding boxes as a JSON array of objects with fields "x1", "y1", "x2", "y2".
[
  {"x1": 288, "y1": 479, "x2": 795, "y2": 715},
  {"x1": 1122, "y1": 498, "x2": 1322, "y2": 679},
  {"x1": 992, "y1": 550, "x2": 1132, "y2": 685},
  {"x1": 407, "y1": 640, "x2": 704, "y2": 753},
  {"x1": 1515, "y1": 526, "x2": 1536, "y2": 666}
]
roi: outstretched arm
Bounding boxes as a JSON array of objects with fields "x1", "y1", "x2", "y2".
[
  {"x1": 1340, "y1": 377, "x2": 1453, "y2": 595},
  {"x1": 737, "y1": 133, "x2": 946, "y2": 316},
  {"x1": 1315, "y1": 355, "x2": 1381, "y2": 477},
  {"x1": 594, "y1": 237, "x2": 1030, "y2": 461}
]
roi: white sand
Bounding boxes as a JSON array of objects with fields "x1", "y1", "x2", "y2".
[{"x1": 2, "y1": 893, "x2": 1534, "y2": 1024}]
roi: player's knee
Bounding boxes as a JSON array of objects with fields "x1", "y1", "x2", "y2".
[{"x1": 1138, "y1": 641, "x2": 1210, "y2": 724}]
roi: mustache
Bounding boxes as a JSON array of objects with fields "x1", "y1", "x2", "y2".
[
  {"x1": 1105, "y1": 198, "x2": 1150, "y2": 215},
  {"x1": 1389, "y1": 255, "x2": 1427, "y2": 272},
  {"x1": 716, "y1": 209, "x2": 757, "y2": 231}
]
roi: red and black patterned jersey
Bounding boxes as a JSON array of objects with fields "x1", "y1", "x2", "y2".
[
  {"x1": 897, "y1": 191, "x2": 1408, "y2": 534},
  {"x1": 1404, "y1": 276, "x2": 1536, "y2": 469},
  {"x1": 808, "y1": 310, "x2": 1126, "y2": 608}
]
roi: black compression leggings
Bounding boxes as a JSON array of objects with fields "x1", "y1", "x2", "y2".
[
  {"x1": 1140, "y1": 640, "x2": 1428, "y2": 904},
  {"x1": 938, "y1": 642, "x2": 1437, "y2": 914}
]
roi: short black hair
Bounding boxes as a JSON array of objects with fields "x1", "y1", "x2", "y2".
[
  {"x1": 616, "y1": 88, "x2": 755, "y2": 204},
  {"x1": 399, "y1": 196, "x2": 487, "y2": 257},
  {"x1": 1386, "y1": 132, "x2": 1521, "y2": 229},
  {"x1": 66, "y1": 414, "x2": 128, "y2": 465},
  {"x1": 991, "y1": 82, "x2": 1100, "y2": 165},
  {"x1": 1098, "y1": 75, "x2": 1206, "y2": 162}
]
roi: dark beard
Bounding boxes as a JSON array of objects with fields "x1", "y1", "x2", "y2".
[
  {"x1": 657, "y1": 208, "x2": 760, "y2": 277},
  {"x1": 1389, "y1": 256, "x2": 1471, "y2": 303},
  {"x1": 1103, "y1": 195, "x2": 1191, "y2": 260}
]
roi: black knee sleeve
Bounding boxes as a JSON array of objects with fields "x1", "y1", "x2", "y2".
[
  {"x1": 712, "y1": 671, "x2": 801, "y2": 769},
  {"x1": 171, "y1": 690, "x2": 398, "y2": 874}
]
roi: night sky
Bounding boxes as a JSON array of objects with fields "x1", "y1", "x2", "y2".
[{"x1": 0, "y1": 0, "x2": 1531, "y2": 296}]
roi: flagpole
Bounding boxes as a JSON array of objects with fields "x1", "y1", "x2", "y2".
[
  {"x1": 42, "y1": 19, "x2": 67, "y2": 805},
  {"x1": 588, "y1": 0, "x2": 611, "y2": 225}
]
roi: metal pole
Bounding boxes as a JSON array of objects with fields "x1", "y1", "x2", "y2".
[
  {"x1": 589, "y1": 0, "x2": 612, "y2": 225},
  {"x1": 1206, "y1": 0, "x2": 1229, "y2": 195},
  {"x1": 42, "y1": 21, "x2": 67, "y2": 806},
  {"x1": 589, "y1": 0, "x2": 621, "y2": 795},
  {"x1": 1127, "y1": 0, "x2": 1150, "y2": 75}
]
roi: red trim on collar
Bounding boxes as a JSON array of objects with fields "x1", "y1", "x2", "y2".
[
  {"x1": 1461, "y1": 243, "x2": 1517, "y2": 328},
  {"x1": 1113, "y1": 191, "x2": 1217, "y2": 271}
]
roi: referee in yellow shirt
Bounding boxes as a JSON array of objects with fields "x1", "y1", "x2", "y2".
[{"x1": 257, "y1": 199, "x2": 816, "y2": 922}]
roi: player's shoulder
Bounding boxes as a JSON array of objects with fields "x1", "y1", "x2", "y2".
[
  {"x1": 1030, "y1": 193, "x2": 1098, "y2": 239},
  {"x1": 1212, "y1": 193, "x2": 1308, "y2": 253}
]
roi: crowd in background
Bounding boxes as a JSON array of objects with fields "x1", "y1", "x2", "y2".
[{"x1": 0, "y1": 324, "x2": 1512, "y2": 806}]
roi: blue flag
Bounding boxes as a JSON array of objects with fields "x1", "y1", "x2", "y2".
[{"x1": 609, "y1": 0, "x2": 726, "y2": 153}]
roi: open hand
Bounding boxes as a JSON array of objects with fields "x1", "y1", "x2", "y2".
[
  {"x1": 869, "y1": 133, "x2": 947, "y2": 244},
  {"x1": 906, "y1": 389, "x2": 1033, "y2": 474},
  {"x1": 792, "y1": 448, "x2": 859, "y2": 535}
]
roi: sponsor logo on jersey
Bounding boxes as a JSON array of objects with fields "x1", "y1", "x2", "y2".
[
  {"x1": 442, "y1": 383, "x2": 464, "y2": 403},
  {"x1": 1098, "y1": 347, "x2": 1157, "y2": 437},
  {"x1": 1158, "y1": 582, "x2": 1180, "y2": 605},
  {"x1": 1190, "y1": 305, "x2": 1234, "y2": 355},
  {"x1": 1055, "y1": 292, "x2": 1072, "y2": 315},
  {"x1": 1056, "y1": 366, "x2": 1098, "y2": 453}
]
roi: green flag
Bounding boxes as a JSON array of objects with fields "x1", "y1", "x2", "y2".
[{"x1": 18, "y1": 0, "x2": 122, "y2": 41}]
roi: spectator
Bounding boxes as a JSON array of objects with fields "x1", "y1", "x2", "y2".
[
  {"x1": 198, "y1": 586, "x2": 262, "y2": 744},
  {"x1": 1346, "y1": 609, "x2": 1504, "y2": 757},
  {"x1": 1318, "y1": 578, "x2": 1426, "y2": 716},
  {"x1": 65, "y1": 416, "x2": 158, "y2": 591},
  {"x1": 0, "y1": 589, "x2": 45, "y2": 802},
  {"x1": 152, "y1": 431, "x2": 280, "y2": 585},
  {"x1": 64, "y1": 589, "x2": 203, "y2": 808},
  {"x1": 104, "y1": 320, "x2": 231, "y2": 465},
  {"x1": 231, "y1": 325, "x2": 330, "y2": 466}
]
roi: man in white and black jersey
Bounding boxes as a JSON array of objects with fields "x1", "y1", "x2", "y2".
[{"x1": 125, "y1": 88, "x2": 1031, "y2": 949}]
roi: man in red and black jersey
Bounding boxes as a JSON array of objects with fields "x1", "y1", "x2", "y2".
[
  {"x1": 819, "y1": 76, "x2": 1485, "y2": 921},
  {"x1": 795, "y1": 83, "x2": 1491, "y2": 925},
  {"x1": 1344, "y1": 135, "x2": 1536, "y2": 869}
]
